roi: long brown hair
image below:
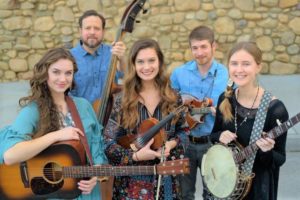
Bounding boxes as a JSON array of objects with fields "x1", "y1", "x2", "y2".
[
  {"x1": 121, "y1": 39, "x2": 178, "y2": 129},
  {"x1": 219, "y1": 42, "x2": 262, "y2": 122},
  {"x1": 19, "y1": 48, "x2": 78, "y2": 138}
]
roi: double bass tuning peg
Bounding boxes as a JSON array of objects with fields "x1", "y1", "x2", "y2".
[{"x1": 136, "y1": 9, "x2": 147, "y2": 23}]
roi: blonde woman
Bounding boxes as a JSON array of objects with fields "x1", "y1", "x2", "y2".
[{"x1": 211, "y1": 42, "x2": 289, "y2": 200}]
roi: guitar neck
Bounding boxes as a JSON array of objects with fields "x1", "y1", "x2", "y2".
[
  {"x1": 63, "y1": 165, "x2": 155, "y2": 178},
  {"x1": 190, "y1": 107, "x2": 211, "y2": 115},
  {"x1": 234, "y1": 112, "x2": 300, "y2": 163},
  {"x1": 97, "y1": 29, "x2": 123, "y2": 124},
  {"x1": 63, "y1": 158, "x2": 190, "y2": 178},
  {"x1": 97, "y1": 54, "x2": 119, "y2": 124}
]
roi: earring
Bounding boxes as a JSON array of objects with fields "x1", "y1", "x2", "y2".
[{"x1": 227, "y1": 78, "x2": 234, "y2": 88}]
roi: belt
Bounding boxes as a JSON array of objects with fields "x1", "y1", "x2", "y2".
[{"x1": 188, "y1": 135, "x2": 210, "y2": 144}]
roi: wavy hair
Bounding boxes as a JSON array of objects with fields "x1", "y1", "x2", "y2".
[
  {"x1": 219, "y1": 42, "x2": 262, "y2": 122},
  {"x1": 121, "y1": 39, "x2": 178, "y2": 129},
  {"x1": 19, "y1": 48, "x2": 78, "y2": 138}
]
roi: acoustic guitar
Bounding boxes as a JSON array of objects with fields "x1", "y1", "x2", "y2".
[{"x1": 0, "y1": 142, "x2": 190, "y2": 200}]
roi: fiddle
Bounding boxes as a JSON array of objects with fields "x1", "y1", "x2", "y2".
[
  {"x1": 117, "y1": 105, "x2": 186, "y2": 151},
  {"x1": 183, "y1": 97, "x2": 213, "y2": 129}
]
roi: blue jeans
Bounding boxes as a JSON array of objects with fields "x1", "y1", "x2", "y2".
[{"x1": 179, "y1": 142, "x2": 212, "y2": 200}]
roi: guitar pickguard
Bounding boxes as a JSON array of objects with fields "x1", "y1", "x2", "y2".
[{"x1": 31, "y1": 177, "x2": 64, "y2": 195}]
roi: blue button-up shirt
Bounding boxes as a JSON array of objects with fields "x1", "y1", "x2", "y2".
[
  {"x1": 70, "y1": 42, "x2": 123, "y2": 103},
  {"x1": 170, "y1": 59, "x2": 228, "y2": 137}
]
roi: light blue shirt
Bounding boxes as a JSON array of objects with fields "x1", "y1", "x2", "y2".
[
  {"x1": 170, "y1": 59, "x2": 228, "y2": 137},
  {"x1": 0, "y1": 97, "x2": 107, "y2": 200},
  {"x1": 70, "y1": 42, "x2": 123, "y2": 103}
]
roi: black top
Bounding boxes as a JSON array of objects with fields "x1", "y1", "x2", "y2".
[{"x1": 210, "y1": 90, "x2": 289, "y2": 200}]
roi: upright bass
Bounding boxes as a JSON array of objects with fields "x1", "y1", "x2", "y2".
[
  {"x1": 93, "y1": 0, "x2": 147, "y2": 127},
  {"x1": 92, "y1": 1, "x2": 147, "y2": 199}
]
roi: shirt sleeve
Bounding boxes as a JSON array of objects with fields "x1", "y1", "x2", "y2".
[
  {"x1": 0, "y1": 104, "x2": 39, "y2": 164},
  {"x1": 170, "y1": 69, "x2": 180, "y2": 91}
]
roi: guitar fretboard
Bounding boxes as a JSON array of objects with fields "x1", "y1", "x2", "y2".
[
  {"x1": 190, "y1": 107, "x2": 211, "y2": 115},
  {"x1": 234, "y1": 112, "x2": 300, "y2": 164},
  {"x1": 62, "y1": 158, "x2": 189, "y2": 178},
  {"x1": 63, "y1": 165, "x2": 155, "y2": 178}
]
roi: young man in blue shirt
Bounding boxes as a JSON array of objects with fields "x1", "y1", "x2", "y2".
[
  {"x1": 170, "y1": 25, "x2": 228, "y2": 199},
  {"x1": 70, "y1": 10, "x2": 126, "y2": 104}
]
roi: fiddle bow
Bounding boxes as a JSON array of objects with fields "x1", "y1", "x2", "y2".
[{"x1": 93, "y1": 0, "x2": 148, "y2": 126}]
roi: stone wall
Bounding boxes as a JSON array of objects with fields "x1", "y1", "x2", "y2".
[{"x1": 0, "y1": 0, "x2": 299, "y2": 82}]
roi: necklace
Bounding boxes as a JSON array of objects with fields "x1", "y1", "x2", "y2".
[{"x1": 234, "y1": 87, "x2": 259, "y2": 133}]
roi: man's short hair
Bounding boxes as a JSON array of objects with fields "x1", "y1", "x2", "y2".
[
  {"x1": 189, "y1": 25, "x2": 215, "y2": 44},
  {"x1": 79, "y1": 10, "x2": 106, "y2": 29}
]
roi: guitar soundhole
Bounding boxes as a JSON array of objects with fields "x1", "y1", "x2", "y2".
[
  {"x1": 31, "y1": 162, "x2": 64, "y2": 195},
  {"x1": 43, "y1": 162, "x2": 63, "y2": 182}
]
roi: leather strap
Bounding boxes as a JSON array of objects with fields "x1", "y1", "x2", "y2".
[{"x1": 66, "y1": 96, "x2": 94, "y2": 166}]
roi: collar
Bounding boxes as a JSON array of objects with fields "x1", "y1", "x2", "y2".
[
  {"x1": 76, "y1": 40, "x2": 102, "y2": 56},
  {"x1": 186, "y1": 59, "x2": 218, "y2": 77}
]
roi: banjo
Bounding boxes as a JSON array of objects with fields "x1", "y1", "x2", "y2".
[{"x1": 201, "y1": 112, "x2": 300, "y2": 199}]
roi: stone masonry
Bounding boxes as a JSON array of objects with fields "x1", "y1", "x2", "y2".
[{"x1": 0, "y1": 0, "x2": 299, "y2": 82}]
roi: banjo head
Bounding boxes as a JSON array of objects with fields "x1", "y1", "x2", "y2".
[{"x1": 201, "y1": 144, "x2": 238, "y2": 198}]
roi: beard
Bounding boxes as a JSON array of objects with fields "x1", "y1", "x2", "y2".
[
  {"x1": 196, "y1": 57, "x2": 210, "y2": 65},
  {"x1": 81, "y1": 37, "x2": 102, "y2": 49}
]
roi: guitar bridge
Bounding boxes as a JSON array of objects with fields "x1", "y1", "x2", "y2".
[{"x1": 20, "y1": 161, "x2": 30, "y2": 188}]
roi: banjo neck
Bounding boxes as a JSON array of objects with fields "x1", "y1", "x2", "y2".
[{"x1": 234, "y1": 112, "x2": 300, "y2": 164}]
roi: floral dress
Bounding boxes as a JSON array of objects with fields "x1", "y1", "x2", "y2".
[{"x1": 104, "y1": 94, "x2": 186, "y2": 200}]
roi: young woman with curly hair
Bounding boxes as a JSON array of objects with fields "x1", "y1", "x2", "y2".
[{"x1": 0, "y1": 47, "x2": 107, "y2": 200}]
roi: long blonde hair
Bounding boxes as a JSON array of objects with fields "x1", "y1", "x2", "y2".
[
  {"x1": 219, "y1": 42, "x2": 262, "y2": 122},
  {"x1": 19, "y1": 48, "x2": 78, "y2": 138},
  {"x1": 121, "y1": 39, "x2": 178, "y2": 129}
]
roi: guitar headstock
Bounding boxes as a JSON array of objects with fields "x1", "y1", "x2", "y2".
[
  {"x1": 156, "y1": 158, "x2": 190, "y2": 175},
  {"x1": 120, "y1": 0, "x2": 147, "y2": 33}
]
